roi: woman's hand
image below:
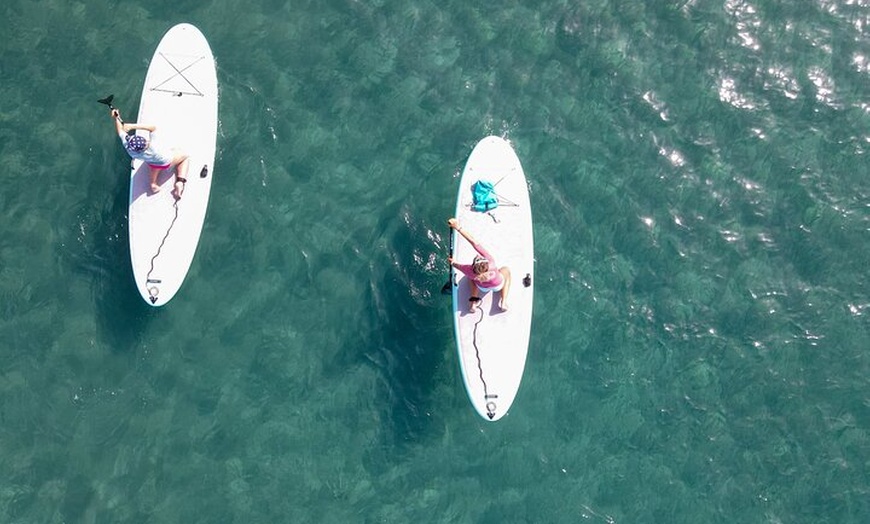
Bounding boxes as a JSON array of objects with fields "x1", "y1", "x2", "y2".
[
  {"x1": 111, "y1": 109, "x2": 120, "y2": 119},
  {"x1": 447, "y1": 218, "x2": 459, "y2": 229}
]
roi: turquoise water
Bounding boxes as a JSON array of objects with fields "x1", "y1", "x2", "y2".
[{"x1": 1, "y1": 0, "x2": 869, "y2": 522}]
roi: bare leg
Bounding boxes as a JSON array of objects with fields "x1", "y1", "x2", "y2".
[
  {"x1": 468, "y1": 279, "x2": 481, "y2": 313},
  {"x1": 148, "y1": 166, "x2": 163, "y2": 193},
  {"x1": 171, "y1": 154, "x2": 190, "y2": 199},
  {"x1": 497, "y1": 267, "x2": 511, "y2": 311}
]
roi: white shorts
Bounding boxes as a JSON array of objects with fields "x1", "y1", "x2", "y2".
[{"x1": 476, "y1": 280, "x2": 505, "y2": 293}]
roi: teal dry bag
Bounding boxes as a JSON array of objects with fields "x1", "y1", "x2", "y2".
[{"x1": 471, "y1": 180, "x2": 498, "y2": 212}]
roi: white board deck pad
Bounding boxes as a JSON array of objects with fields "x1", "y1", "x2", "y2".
[
  {"x1": 128, "y1": 23, "x2": 218, "y2": 306},
  {"x1": 451, "y1": 136, "x2": 534, "y2": 421}
]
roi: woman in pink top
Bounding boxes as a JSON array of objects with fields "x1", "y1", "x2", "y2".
[{"x1": 448, "y1": 218, "x2": 512, "y2": 313}]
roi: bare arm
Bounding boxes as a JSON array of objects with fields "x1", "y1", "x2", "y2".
[
  {"x1": 447, "y1": 218, "x2": 479, "y2": 245},
  {"x1": 447, "y1": 218, "x2": 492, "y2": 262},
  {"x1": 110, "y1": 109, "x2": 156, "y2": 134},
  {"x1": 112, "y1": 109, "x2": 125, "y2": 135}
]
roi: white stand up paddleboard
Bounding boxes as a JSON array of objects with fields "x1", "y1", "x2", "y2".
[
  {"x1": 451, "y1": 136, "x2": 534, "y2": 421},
  {"x1": 128, "y1": 23, "x2": 218, "y2": 306}
]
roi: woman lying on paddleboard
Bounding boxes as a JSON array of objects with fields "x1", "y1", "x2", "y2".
[
  {"x1": 448, "y1": 218, "x2": 512, "y2": 313},
  {"x1": 109, "y1": 108, "x2": 189, "y2": 199}
]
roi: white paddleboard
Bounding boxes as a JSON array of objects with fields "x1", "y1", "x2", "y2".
[
  {"x1": 128, "y1": 23, "x2": 218, "y2": 306},
  {"x1": 451, "y1": 136, "x2": 534, "y2": 421}
]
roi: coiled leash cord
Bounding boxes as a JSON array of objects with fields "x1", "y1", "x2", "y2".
[{"x1": 145, "y1": 197, "x2": 180, "y2": 304}]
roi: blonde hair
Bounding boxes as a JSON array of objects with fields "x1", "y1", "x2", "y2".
[{"x1": 472, "y1": 256, "x2": 489, "y2": 274}]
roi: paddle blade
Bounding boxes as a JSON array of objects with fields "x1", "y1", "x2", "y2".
[
  {"x1": 441, "y1": 280, "x2": 452, "y2": 295},
  {"x1": 97, "y1": 94, "x2": 114, "y2": 106}
]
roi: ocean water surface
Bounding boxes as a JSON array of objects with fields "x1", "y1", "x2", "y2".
[{"x1": 1, "y1": 0, "x2": 868, "y2": 522}]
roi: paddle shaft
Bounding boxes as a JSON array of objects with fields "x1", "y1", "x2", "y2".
[{"x1": 441, "y1": 227, "x2": 454, "y2": 294}]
